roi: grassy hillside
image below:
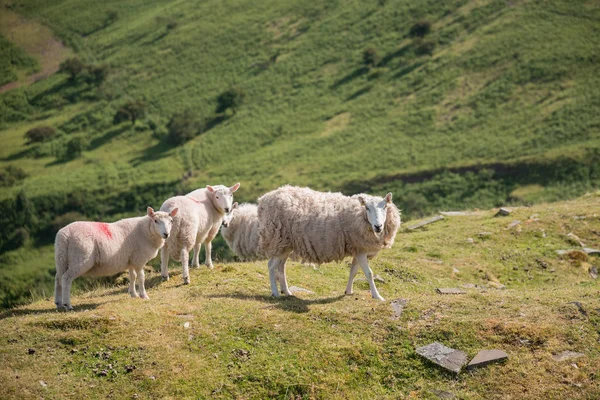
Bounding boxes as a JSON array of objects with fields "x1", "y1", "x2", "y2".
[
  {"x1": 1, "y1": 195, "x2": 599, "y2": 399},
  {"x1": 0, "y1": 0, "x2": 599, "y2": 306}
]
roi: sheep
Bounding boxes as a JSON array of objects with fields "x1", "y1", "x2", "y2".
[
  {"x1": 257, "y1": 186, "x2": 401, "y2": 301},
  {"x1": 54, "y1": 207, "x2": 178, "y2": 311},
  {"x1": 159, "y1": 183, "x2": 240, "y2": 284},
  {"x1": 220, "y1": 202, "x2": 264, "y2": 261}
]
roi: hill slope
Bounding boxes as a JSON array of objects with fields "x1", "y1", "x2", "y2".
[
  {"x1": 0, "y1": 0, "x2": 599, "y2": 304},
  {"x1": 1, "y1": 195, "x2": 599, "y2": 399}
]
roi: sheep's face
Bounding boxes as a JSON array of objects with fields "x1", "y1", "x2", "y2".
[
  {"x1": 221, "y1": 202, "x2": 238, "y2": 228},
  {"x1": 207, "y1": 183, "x2": 240, "y2": 214},
  {"x1": 147, "y1": 207, "x2": 178, "y2": 239},
  {"x1": 357, "y1": 193, "x2": 393, "y2": 235}
]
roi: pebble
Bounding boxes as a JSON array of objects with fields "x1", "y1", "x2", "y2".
[{"x1": 552, "y1": 351, "x2": 584, "y2": 362}]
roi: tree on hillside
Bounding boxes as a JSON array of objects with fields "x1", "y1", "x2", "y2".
[
  {"x1": 59, "y1": 58, "x2": 85, "y2": 81},
  {"x1": 24, "y1": 126, "x2": 56, "y2": 144},
  {"x1": 409, "y1": 20, "x2": 431, "y2": 38},
  {"x1": 216, "y1": 87, "x2": 246, "y2": 114},
  {"x1": 167, "y1": 110, "x2": 202, "y2": 145},
  {"x1": 362, "y1": 48, "x2": 379, "y2": 68},
  {"x1": 113, "y1": 100, "x2": 147, "y2": 125}
]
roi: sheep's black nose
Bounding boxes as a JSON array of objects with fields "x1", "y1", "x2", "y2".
[
  {"x1": 163, "y1": 233, "x2": 169, "y2": 238},
  {"x1": 224, "y1": 207, "x2": 230, "y2": 213},
  {"x1": 374, "y1": 225, "x2": 382, "y2": 232}
]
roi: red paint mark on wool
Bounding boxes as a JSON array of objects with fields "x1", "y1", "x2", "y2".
[
  {"x1": 95, "y1": 222, "x2": 113, "y2": 239},
  {"x1": 186, "y1": 196, "x2": 200, "y2": 203}
]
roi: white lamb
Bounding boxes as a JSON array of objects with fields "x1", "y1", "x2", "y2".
[
  {"x1": 160, "y1": 183, "x2": 240, "y2": 284},
  {"x1": 54, "y1": 207, "x2": 178, "y2": 310},
  {"x1": 220, "y1": 202, "x2": 264, "y2": 261},
  {"x1": 257, "y1": 186, "x2": 401, "y2": 301}
]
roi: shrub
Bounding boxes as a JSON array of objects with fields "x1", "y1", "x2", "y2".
[
  {"x1": 409, "y1": 20, "x2": 431, "y2": 38},
  {"x1": 113, "y1": 100, "x2": 147, "y2": 125},
  {"x1": 83, "y1": 64, "x2": 109, "y2": 86},
  {"x1": 167, "y1": 110, "x2": 202, "y2": 145},
  {"x1": 216, "y1": 87, "x2": 246, "y2": 114},
  {"x1": 59, "y1": 58, "x2": 85, "y2": 81},
  {"x1": 0, "y1": 166, "x2": 28, "y2": 187},
  {"x1": 24, "y1": 126, "x2": 56, "y2": 144},
  {"x1": 105, "y1": 10, "x2": 119, "y2": 25},
  {"x1": 166, "y1": 20, "x2": 178, "y2": 31},
  {"x1": 414, "y1": 38, "x2": 436, "y2": 56},
  {"x1": 59, "y1": 58, "x2": 108, "y2": 86},
  {"x1": 65, "y1": 136, "x2": 89, "y2": 159},
  {"x1": 362, "y1": 48, "x2": 379, "y2": 68}
]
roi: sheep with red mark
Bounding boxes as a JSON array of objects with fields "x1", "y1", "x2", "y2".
[
  {"x1": 54, "y1": 207, "x2": 178, "y2": 310},
  {"x1": 159, "y1": 183, "x2": 240, "y2": 284}
]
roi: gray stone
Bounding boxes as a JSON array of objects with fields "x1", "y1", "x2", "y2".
[
  {"x1": 552, "y1": 351, "x2": 584, "y2": 362},
  {"x1": 288, "y1": 286, "x2": 313, "y2": 294},
  {"x1": 467, "y1": 349, "x2": 508, "y2": 370},
  {"x1": 583, "y1": 248, "x2": 600, "y2": 256},
  {"x1": 440, "y1": 211, "x2": 479, "y2": 217},
  {"x1": 507, "y1": 220, "x2": 521, "y2": 229},
  {"x1": 495, "y1": 208, "x2": 511, "y2": 217},
  {"x1": 461, "y1": 283, "x2": 476, "y2": 289},
  {"x1": 569, "y1": 301, "x2": 588, "y2": 318},
  {"x1": 436, "y1": 288, "x2": 466, "y2": 295},
  {"x1": 466, "y1": 238, "x2": 474, "y2": 244},
  {"x1": 416, "y1": 342, "x2": 468, "y2": 373},
  {"x1": 432, "y1": 390, "x2": 455, "y2": 399},
  {"x1": 452, "y1": 268, "x2": 460, "y2": 274},
  {"x1": 589, "y1": 266, "x2": 598, "y2": 279},
  {"x1": 407, "y1": 215, "x2": 444, "y2": 230},
  {"x1": 390, "y1": 298, "x2": 408, "y2": 320}
]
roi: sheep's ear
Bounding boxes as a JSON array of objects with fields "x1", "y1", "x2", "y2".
[
  {"x1": 147, "y1": 207, "x2": 155, "y2": 217},
  {"x1": 232, "y1": 202, "x2": 238, "y2": 210},
  {"x1": 230, "y1": 182, "x2": 240, "y2": 193},
  {"x1": 206, "y1": 185, "x2": 215, "y2": 193},
  {"x1": 170, "y1": 208, "x2": 179, "y2": 217},
  {"x1": 385, "y1": 192, "x2": 393, "y2": 203},
  {"x1": 357, "y1": 196, "x2": 366, "y2": 206}
]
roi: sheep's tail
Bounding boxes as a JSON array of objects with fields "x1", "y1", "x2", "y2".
[{"x1": 54, "y1": 230, "x2": 69, "y2": 278}]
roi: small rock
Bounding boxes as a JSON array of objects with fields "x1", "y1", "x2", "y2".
[
  {"x1": 452, "y1": 268, "x2": 460, "y2": 274},
  {"x1": 461, "y1": 283, "x2": 476, "y2": 289},
  {"x1": 97, "y1": 370, "x2": 108, "y2": 377},
  {"x1": 571, "y1": 363, "x2": 578, "y2": 369},
  {"x1": 567, "y1": 232, "x2": 585, "y2": 247},
  {"x1": 583, "y1": 248, "x2": 600, "y2": 256},
  {"x1": 407, "y1": 215, "x2": 444, "y2": 230},
  {"x1": 183, "y1": 322, "x2": 190, "y2": 329},
  {"x1": 416, "y1": 342, "x2": 468, "y2": 373},
  {"x1": 432, "y1": 390, "x2": 455, "y2": 399},
  {"x1": 390, "y1": 298, "x2": 408, "y2": 320},
  {"x1": 149, "y1": 375, "x2": 156, "y2": 380},
  {"x1": 467, "y1": 349, "x2": 508, "y2": 370},
  {"x1": 495, "y1": 208, "x2": 511, "y2": 217},
  {"x1": 436, "y1": 288, "x2": 466, "y2": 295},
  {"x1": 39, "y1": 380, "x2": 47, "y2": 388},
  {"x1": 507, "y1": 220, "x2": 521, "y2": 229},
  {"x1": 125, "y1": 365, "x2": 136, "y2": 373},
  {"x1": 536, "y1": 259, "x2": 549, "y2": 269},
  {"x1": 487, "y1": 281, "x2": 506, "y2": 289},
  {"x1": 552, "y1": 351, "x2": 585, "y2": 362},
  {"x1": 589, "y1": 266, "x2": 598, "y2": 279},
  {"x1": 569, "y1": 301, "x2": 588, "y2": 318},
  {"x1": 466, "y1": 238, "x2": 474, "y2": 244},
  {"x1": 556, "y1": 250, "x2": 569, "y2": 256},
  {"x1": 27, "y1": 348, "x2": 36, "y2": 355},
  {"x1": 70, "y1": 349, "x2": 78, "y2": 354},
  {"x1": 288, "y1": 286, "x2": 314, "y2": 294}
]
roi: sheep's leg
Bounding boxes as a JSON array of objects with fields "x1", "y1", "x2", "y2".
[
  {"x1": 345, "y1": 257, "x2": 360, "y2": 295},
  {"x1": 357, "y1": 254, "x2": 385, "y2": 302},
  {"x1": 277, "y1": 257, "x2": 292, "y2": 296},
  {"x1": 128, "y1": 268, "x2": 139, "y2": 298},
  {"x1": 136, "y1": 266, "x2": 149, "y2": 300},
  {"x1": 181, "y1": 249, "x2": 191, "y2": 285},
  {"x1": 160, "y1": 247, "x2": 170, "y2": 281},
  {"x1": 54, "y1": 272, "x2": 63, "y2": 308},
  {"x1": 192, "y1": 242, "x2": 201, "y2": 268},
  {"x1": 268, "y1": 258, "x2": 280, "y2": 297},
  {"x1": 204, "y1": 240, "x2": 214, "y2": 269}
]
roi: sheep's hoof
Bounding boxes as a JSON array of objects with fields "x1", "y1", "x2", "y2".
[
  {"x1": 62, "y1": 304, "x2": 73, "y2": 311},
  {"x1": 183, "y1": 277, "x2": 190, "y2": 285},
  {"x1": 373, "y1": 296, "x2": 386, "y2": 302},
  {"x1": 345, "y1": 290, "x2": 353, "y2": 295},
  {"x1": 129, "y1": 292, "x2": 139, "y2": 298},
  {"x1": 206, "y1": 263, "x2": 214, "y2": 270},
  {"x1": 141, "y1": 294, "x2": 150, "y2": 300},
  {"x1": 161, "y1": 275, "x2": 169, "y2": 282}
]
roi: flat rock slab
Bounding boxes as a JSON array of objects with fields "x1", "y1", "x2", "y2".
[
  {"x1": 407, "y1": 215, "x2": 444, "y2": 230},
  {"x1": 552, "y1": 351, "x2": 584, "y2": 362},
  {"x1": 432, "y1": 390, "x2": 456, "y2": 399},
  {"x1": 583, "y1": 248, "x2": 600, "y2": 256},
  {"x1": 288, "y1": 286, "x2": 313, "y2": 294},
  {"x1": 436, "y1": 288, "x2": 466, "y2": 295},
  {"x1": 589, "y1": 266, "x2": 598, "y2": 279},
  {"x1": 507, "y1": 220, "x2": 521, "y2": 229},
  {"x1": 416, "y1": 342, "x2": 468, "y2": 373},
  {"x1": 390, "y1": 298, "x2": 408, "y2": 320},
  {"x1": 495, "y1": 208, "x2": 511, "y2": 217},
  {"x1": 467, "y1": 349, "x2": 508, "y2": 370}
]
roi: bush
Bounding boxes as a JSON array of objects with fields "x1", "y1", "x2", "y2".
[
  {"x1": 0, "y1": 165, "x2": 28, "y2": 187},
  {"x1": 414, "y1": 38, "x2": 436, "y2": 56},
  {"x1": 216, "y1": 87, "x2": 246, "y2": 114},
  {"x1": 65, "y1": 136, "x2": 89, "y2": 159},
  {"x1": 167, "y1": 110, "x2": 202, "y2": 145},
  {"x1": 59, "y1": 58, "x2": 85, "y2": 81},
  {"x1": 59, "y1": 58, "x2": 108, "y2": 86},
  {"x1": 362, "y1": 48, "x2": 379, "y2": 68},
  {"x1": 409, "y1": 20, "x2": 432, "y2": 38},
  {"x1": 24, "y1": 126, "x2": 56, "y2": 144},
  {"x1": 113, "y1": 100, "x2": 147, "y2": 125}
]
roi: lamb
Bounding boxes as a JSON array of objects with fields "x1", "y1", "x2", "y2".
[
  {"x1": 159, "y1": 183, "x2": 240, "y2": 284},
  {"x1": 54, "y1": 207, "x2": 178, "y2": 310},
  {"x1": 220, "y1": 202, "x2": 264, "y2": 261},
  {"x1": 257, "y1": 186, "x2": 401, "y2": 301}
]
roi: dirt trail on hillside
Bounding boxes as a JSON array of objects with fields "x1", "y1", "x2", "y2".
[{"x1": 0, "y1": 5, "x2": 72, "y2": 93}]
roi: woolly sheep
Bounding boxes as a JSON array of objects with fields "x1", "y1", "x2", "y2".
[
  {"x1": 220, "y1": 202, "x2": 264, "y2": 261},
  {"x1": 257, "y1": 186, "x2": 401, "y2": 301},
  {"x1": 160, "y1": 183, "x2": 240, "y2": 284},
  {"x1": 54, "y1": 207, "x2": 178, "y2": 310}
]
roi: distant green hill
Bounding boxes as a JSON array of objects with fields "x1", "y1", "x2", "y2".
[{"x1": 0, "y1": 0, "x2": 599, "y2": 308}]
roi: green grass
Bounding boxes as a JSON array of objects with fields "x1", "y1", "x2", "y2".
[
  {"x1": 0, "y1": 1, "x2": 599, "y2": 305},
  {"x1": 1, "y1": 195, "x2": 599, "y2": 399}
]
